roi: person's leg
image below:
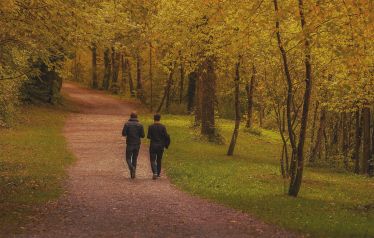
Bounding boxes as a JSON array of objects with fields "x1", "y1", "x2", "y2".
[
  {"x1": 132, "y1": 146, "x2": 140, "y2": 169},
  {"x1": 128, "y1": 146, "x2": 139, "y2": 179},
  {"x1": 156, "y1": 150, "x2": 164, "y2": 177},
  {"x1": 149, "y1": 151, "x2": 157, "y2": 174},
  {"x1": 125, "y1": 146, "x2": 134, "y2": 174}
]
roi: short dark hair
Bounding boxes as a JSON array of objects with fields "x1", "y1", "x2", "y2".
[
  {"x1": 130, "y1": 112, "x2": 137, "y2": 118},
  {"x1": 154, "y1": 113, "x2": 161, "y2": 121}
]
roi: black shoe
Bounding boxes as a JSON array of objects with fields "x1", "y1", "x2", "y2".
[
  {"x1": 157, "y1": 174, "x2": 161, "y2": 177},
  {"x1": 130, "y1": 169, "x2": 135, "y2": 179},
  {"x1": 152, "y1": 174, "x2": 157, "y2": 180}
]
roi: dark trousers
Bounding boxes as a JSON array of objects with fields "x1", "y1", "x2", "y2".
[
  {"x1": 150, "y1": 148, "x2": 164, "y2": 176},
  {"x1": 126, "y1": 145, "x2": 140, "y2": 172}
]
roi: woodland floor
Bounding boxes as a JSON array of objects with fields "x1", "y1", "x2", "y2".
[{"x1": 14, "y1": 83, "x2": 298, "y2": 238}]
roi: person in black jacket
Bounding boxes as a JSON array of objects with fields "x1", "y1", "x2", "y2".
[
  {"x1": 122, "y1": 112, "x2": 145, "y2": 179},
  {"x1": 147, "y1": 114, "x2": 170, "y2": 180}
]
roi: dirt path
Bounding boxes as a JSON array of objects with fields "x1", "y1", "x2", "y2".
[{"x1": 19, "y1": 83, "x2": 298, "y2": 238}]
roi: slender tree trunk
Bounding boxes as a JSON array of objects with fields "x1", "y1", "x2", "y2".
[
  {"x1": 194, "y1": 73, "x2": 202, "y2": 126},
  {"x1": 157, "y1": 67, "x2": 175, "y2": 113},
  {"x1": 282, "y1": 107, "x2": 286, "y2": 133},
  {"x1": 91, "y1": 44, "x2": 98, "y2": 89},
  {"x1": 273, "y1": 0, "x2": 297, "y2": 154},
  {"x1": 245, "y1": 63, "x2": 256, "y2": 128},
  {"x1": 149, "y1": 43, "x2": 153, "y2": 111},
  {"x1": 73, "y1": 51, "x2": 79, "y2": 82},
  {"x1": 187, "y1": 72, "x2": 197, "y2": 113},
  {"x1": 227, "y1": 59, "x2": 241, "y2": 156},
  {"x1": 289, "y1": 0, "x2": 313, "y2": 197},
  {"x1": 309, "y1": 108, "x2": 326, "y2": 163},
  {"x1": 258, "y1": 106, "x2": 265, "y2": 128},
  {"x1": 111, "y1": 47, "x2": 120, "y2": 94},
  {"x1": 179, "y1": 53, "x2": 185, "y2": 104},
  {"x1": 353, "y1": 110, "x2": 362, "y2": 174},
  {"x1": 125, "y1": 58, "x2": 135, "y2": 97},
  {"x1": 121, "y1": 54, "x2": 127, "y2": 93},
  {"x1": 200, "y1": 57, "x2": 217, "y2": 137},
  {"x1": 102, "y1": 48, "x2": 111, "y2": 90},
  {"x1": 136, "y1": 53, "x2": 143, "y2": 100},
  {"x1": 341, "y1": 112, "x2": 349, "y2": 167},
  {"x1": 274, "y1": 0, "x2": 299, "y2": 192},
  {"x1": 309, "y1": 102, "x2": 319, "y2": 153},
  {"x1": 361, "y1": 107, "x2": 371, "y2": 174},
  {"x1": 371, "y1": 106, "x2": 374, "y2": 176},
  {"x1": 166, "y1": 80, "x2": 172, "y2": 113}
]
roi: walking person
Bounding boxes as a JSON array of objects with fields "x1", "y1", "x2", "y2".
[
  {"x1": 147, "y1": 114, "x2": 170, "y2": 180},
  {"x1": 122, "y1": 112, "x2": 145, "y2": 179}
]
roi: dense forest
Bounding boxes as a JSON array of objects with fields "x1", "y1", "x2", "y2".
[{"x1": 1, "y1": 0, "x2": 373, "y2": 197}]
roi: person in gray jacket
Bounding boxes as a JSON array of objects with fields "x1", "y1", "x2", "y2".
[{"x1": 122, "y1": 112, "x2": 145, "y2": 179}]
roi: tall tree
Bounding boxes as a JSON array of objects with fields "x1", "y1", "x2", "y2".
[
  {"x1": 136, "y1": 53, "x2": 144, "y2": 100},
  {"x1": 200, "y1": 57, "x2": 217, "y2": 138},
  {"x1": 227, "y1": 58, "x2": 241, "y2": 156},
  {"x1": 91, "y1": 44, "x2": 98, "y2": 89},
  {"x1": 245, "y1": 63, "x2": 256, "y2": 128},
  {"x1": 187, "y1": 72, "x2": 197, "y2": 113},
  {"x1": 361, "y1": 107, "x2": 371, "y2": 174},
  {"x1": 103, "y1": 48, "x2": 111, "y2": 90}
]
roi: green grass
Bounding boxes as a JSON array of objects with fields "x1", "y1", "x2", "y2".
[
  {"x1": 0, "y1": 104, "x2": 74, "y2": 234},
  {"x1": 155, "y1": 115, "x2": 374, "y2": 238}
]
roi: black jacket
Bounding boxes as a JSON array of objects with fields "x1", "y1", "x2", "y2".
[
  {"x1": 122, "y1": 118, "x2": 145, "y2": 145},
  {"x1": 147, "y1": 123, "x2": 170, "y2": 150}
]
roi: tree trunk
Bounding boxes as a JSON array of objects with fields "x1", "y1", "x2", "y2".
[
  {"x1": 111, "y1": 47, "x2": 120, "y2": 94},
  {"x1": 136, "y1": 53, "x2": 143, "y2": 100},
  {"x1": 149, "y1": 43, "x2": 153, "y2": 111},
  {"x1": 102, "y1": 48, "x2": 111, "y2": 90},
  {"x1": 361, "y1": 107, "x2": 371, "y2": 174},
  {"x1": 166, "y1": 79, "x2": 172, "y2": 113},
  {"x1": 125, "y1": 58, "x2": 135, "y2": 97},
  {"x1": 194, "y1": 73, "x2": 202, "y2": 126},
  {"x1": 341, "y1": 112, "x2": 349, "y2": 167},
  {"x1": 273, "y1": 0, "x2": 298, "y2": 191},
  {"x1": 353, "y1": 110, "x2": 362, "y2": 174},
  {"x1": 309, "y1": 102, "x2": 319, "y2": 153},
  {"x1": 91, "y1": 45, "x2": 98, "y2": 89},
  {"x1": 245, "y1": 63, "x2": 256, "y2": 128},
  {"x1": 273, "y1": 0, "x2": 297, "y2": 154},
  {"x1": 288, "y1": 0, "x2": 313, "y2": 197},
  {"x1": 227, "y1": 59, "x2": 241, "y2": 156},
  {"x1": 187, "y1": 72, "x2": 197, "y2": 113},
  {"x1": 121, "y1": 54, "x2": 127, "y2": 93},
  {"x1": 157, "y1": 67, "x2": 175, "y2": 113},
  {"x1": 179, "y1": 54, "x2": 185, "y2": 104},
  {"x1": 259, "y1": 106, "x2": 265, "y2": 128},
  {"x1": 309, "y1": 108, "x2": 326, "y2": 163},
  {"x1": 371, "y1": 106, "x2": 374, "y2": 176},
  {"x1": 200, "y1": 57, "x2": 217, "y2": 137}
]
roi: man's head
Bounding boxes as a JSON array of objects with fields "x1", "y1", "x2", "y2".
[
  {"x1": 154, "y1": 113, "x2": 161, "y2": 122},
  {"x1": 130, "y1": 112, "x2": 138, "y2": 119}
]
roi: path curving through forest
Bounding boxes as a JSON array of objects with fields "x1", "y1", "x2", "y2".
[{"x1": 19, "y1": 83, "x2": 298, "y2": 238}]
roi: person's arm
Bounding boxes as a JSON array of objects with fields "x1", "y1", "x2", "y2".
[
  {"x1": 140, "y1": 125, "x2": 145, "y2": 138},
  {"x1": 164, "y1": 127, "x2": 169, "y2": 138},
  {"x1": 147, "y1": 126, "x2": 152, "y2": 139},
  {"x1": 122, "y1": 123, "x2": 127, "y2": 137},
  {"x1": 164, "y1": 126, "x2": 170, "y2": 148}
]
